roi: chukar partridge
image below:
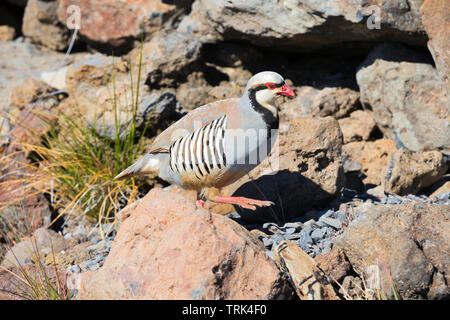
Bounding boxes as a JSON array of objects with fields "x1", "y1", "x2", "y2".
[{"x1": 115, "y1": 71, "x2": 295, "y2": 210}]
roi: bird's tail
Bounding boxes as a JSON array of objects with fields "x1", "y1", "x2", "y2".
[{"x1": 114, "y1": 153, "x2": 160, "y2": 180}]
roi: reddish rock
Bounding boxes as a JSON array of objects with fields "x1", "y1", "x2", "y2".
[
  {"x1": 57, "y1": 0, "x2": 181, "y2": 47},
  {"x1": 0, "y1": 264, "x2": 67, "y2": 300},
  {"x1": 420, "y1": 0, "x2": 450, "y2": 82},
  {"x1": 76, "y1": 188, "x2": 292, "y2": 299},
  {"x1": 315, "y1": 247, "x2": 352, "y2": 283}
]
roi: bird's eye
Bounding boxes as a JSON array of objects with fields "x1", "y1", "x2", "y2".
[{"x1": 265, "y1": 82, "x2": 277, "y2": 89}]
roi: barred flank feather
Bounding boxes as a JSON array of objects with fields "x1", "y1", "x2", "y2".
[{"x1": 169, "y1": 115, "x2": 227, "y2": 180}]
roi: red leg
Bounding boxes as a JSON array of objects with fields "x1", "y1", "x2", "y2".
[{"x1": 212, "y1": 196, "x2": 274, "y2": 211}]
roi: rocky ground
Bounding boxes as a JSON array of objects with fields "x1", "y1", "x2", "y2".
[{"x1": 0, "y1": 0, "x2": 449, "y2": 300}]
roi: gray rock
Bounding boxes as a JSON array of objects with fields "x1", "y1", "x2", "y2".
[
  {"x1": 179, "y1": 0, "x2": 425, "y2": 50},
  {"x1": 311, "y1": 228, "x2": 327, "y2": 242},
  {"x1": 357, "y1": 43, "x2": 449, "y2": 153},
  {"x1": 319, "y1": 216, "x2": 342, "y2": 230}
]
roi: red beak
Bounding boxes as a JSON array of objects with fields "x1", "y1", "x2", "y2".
[{"x1": 278, "y1": 84, "x2": 296, "y2": 97}]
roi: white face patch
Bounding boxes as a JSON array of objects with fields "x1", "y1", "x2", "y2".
[{"x1": 255, "y1": 88, "x2": 278, "y2": 116}]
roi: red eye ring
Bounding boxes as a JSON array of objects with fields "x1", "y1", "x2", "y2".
[{"x1": 265, "y1": 82, "x2": 277, "y2": 89}]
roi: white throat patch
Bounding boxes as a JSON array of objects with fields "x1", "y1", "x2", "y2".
[{"x1": 255, "y1": 89, "x2": 278, "y2": 116}]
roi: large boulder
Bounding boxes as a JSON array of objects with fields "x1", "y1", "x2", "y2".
[
  {"x1": 179, "y1": 0, "x2": 426, "y2": 51},
  {"x1": 75, "y1": 188, "x2": 293, "y2": 299},
  {"x1": 420, "y1": 0, "x2": 450, "y2": 83},
  {"x1": 356, "y1": 43, "x2": 449, "y2": 153},
  {"x1": 336, "y1": 202, "x2": 450, "y2": 299}
]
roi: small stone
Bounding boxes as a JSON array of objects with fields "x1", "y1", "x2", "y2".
[
  {"x1": 386, "y1": 196, "x2": 402, "y2": 205},
  {"x1": 311, "y1": 228, "x2": 327, "y2": 242},
  {"x1": 319, "y1": 217, "x2": 342, "y2": 230},
  {"x1": 285, "y1": 228, "x2": 296, "y2": 234},
  {"x1": 262, "y1": 237, "x2": 274, "y2": 248},
  {"x1": 297, "y1": 229, "x2": 313, "y2": 251},
  {"x1": 285, "y1": 233, "x2": 301, "y2": 240}
]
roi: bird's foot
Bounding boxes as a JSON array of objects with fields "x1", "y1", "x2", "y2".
[
  {"x1": 212, "y1": 196, "x2": 274, "y2": 211},
  {"x1": 196, "y1": 199, "x2": 205, "y2": 209}
]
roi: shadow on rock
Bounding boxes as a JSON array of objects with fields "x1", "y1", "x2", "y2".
[{"x1": 232, "y1": 170, "x2": 336, "y2": 225}]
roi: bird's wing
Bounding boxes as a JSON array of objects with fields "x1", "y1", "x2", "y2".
[{"x1": 149, "y1": 98, "x2": 240, "y2": 153}]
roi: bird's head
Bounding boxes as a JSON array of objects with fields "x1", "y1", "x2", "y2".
[{"x1": 245, "y1": 71, "x2": 295, "y2": 112}]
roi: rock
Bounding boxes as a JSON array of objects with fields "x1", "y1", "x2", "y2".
[
  {"x1": 338, "y1": 110, "x2": 377, "y2": 143},
  {"x1": 64, "y1": 53, "x2": 177, "y2": 139},
  {"x1": 338, "y1": 275, "x2": 367, "y2": 299},
  {"x1": 44, "y1": 241, "x2": 94, "y2": 267},
  {"x1": 0, "y1": 41, "x2": 68, "y2": 116},
  {"x1": 428, "y1": 272, "x2": 450, "y2": 300},
  {"x1": 342, "y1": 139, "x2": 397, "y2": 187},
  {"x1": 428, "y1": 175, "x2": 450, "y2": 198},
  {"x1": 356, "y1": 43, "x2": 449, "y2": 153},
  {"x1": 228, "y1": 117, "x2": 345, "y2": 224},
  {"x1": 382, "y1": 149, "x2": 448, "y2": 195},
  {"x1": 76, "y1": 188, "x2": 293, "y2": 299},
  {"x1": 9, "y1": 78, "x2": 55, "y2": 114},
  {"x1": 175, "y1": 71, "x2": 247, "y2": 110},
  {"x1": 0, "y1": 192, "x2": 52, "y2": 260},
  {"x1": 315, "y1": 247, "x2": 351, "y2": 283},
  {"x1": 273, "y1": 241, "x2": 339, "y2": 300},
  {"x1": 0, "y1": 25, "x2": 15, "y2": 40},
  {"x1": 23, "y1": 0, "x2": 70, "y2": 51},
  {"x1": 0, "y1": 263, "x2": 67, "y2": 300},
  {"x1": 1, "y1": 227, "x2": 68, "y2": 268},
  {"x1": 319, "y1": 216, "x2": 342, "y2": 230},
  {"x1": 131, "y1": 31, "x2": 201, "y2": 87},
  {"x1": 279, "y1": 86, "x2": 360, "y2": 122},
  {"x1": 420, "y1": 0, "x2": 450, "y2": 82},
  {"x1": 41, "y1": 66, "x2": 68, "y2": 90},
  {"x1": 311, "y1": 228, "x2": 327, "y2": 242},
  {"x1": 336, "y1": 202, "x2": 450, "y2": 299},
  {"x1": 179, "y1": 0, "x2": 426, "y2": 51},
  {"x1": 57, "y1": 0, "x2": 186, "y2": 50}
]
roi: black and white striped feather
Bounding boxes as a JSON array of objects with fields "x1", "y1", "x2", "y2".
[{"x1": 169, "y1": 115, "x2": 227, "y2": 181}]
